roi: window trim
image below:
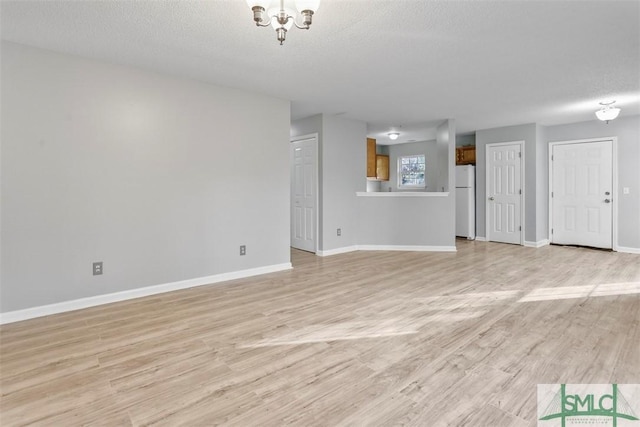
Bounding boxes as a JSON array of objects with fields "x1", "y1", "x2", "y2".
[{"x1": 397, "y1": 154, "x2": 426, "y2": 189}]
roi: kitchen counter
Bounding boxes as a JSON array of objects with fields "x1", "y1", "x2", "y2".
[{"x1": 356, "y1": 192, "x2": 449, "y2": 197}]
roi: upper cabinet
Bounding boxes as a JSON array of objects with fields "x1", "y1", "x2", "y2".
[
  {"x1": 456, "y1": 146, "x2": 476, "y2": 165},
  {"x1": 367, "y1": 138, "x2": 377, "y2": 178},
  {"x1": 366, "y1": 138, "x2": 389, "y2": 181},
  {"x1": 376, "y1": 155, "x2": 390, "y2": 181}
]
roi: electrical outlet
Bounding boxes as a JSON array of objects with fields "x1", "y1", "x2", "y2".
[
  {"x1": 240, "y1": 245, "x2": 246, "y2": 256},
  {"x1": 93, "y1": 262, "x2": 103, "y2": 276},
  {"x1": 337, "y1": 228, "x2": 341, "y2": 236},
  {"x1": 623, "y1": 187, "x2": 630, "y2": 194}
]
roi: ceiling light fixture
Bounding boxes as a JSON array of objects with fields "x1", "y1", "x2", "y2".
[
  {"x1": 595, "y1": 100, "x2": 621, "y2": 123},
  {"x1": 388, "y1": 132, "x2": 400, "y2": 140},
  {"x1": 246, "y1": 0, "x2": 320, "y2": 45}
]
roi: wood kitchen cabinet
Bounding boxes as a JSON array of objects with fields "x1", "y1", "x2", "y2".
[
  {"x1": 456, "y1": 146, "x2": 476, "y2": 165},
  {"x1": 367, "y1": 138, "x2": 377, "y2": 178},
  {"x1": 366, "y1": 138, "x2": 389, "y2": 181},
  {"x1": 376, "y1": 155, "x2": 390, "y2": 181}
]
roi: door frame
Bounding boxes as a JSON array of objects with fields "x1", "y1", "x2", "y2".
[
  {"x1": 548, "y1": 137, "x2": 618, "y2": 251},
  {"x1": 485, "y1": 141, "x2": 525, "y2": 245},
  {"x1": 290, "y1": 133, "x2": 319, "y2": 254}
]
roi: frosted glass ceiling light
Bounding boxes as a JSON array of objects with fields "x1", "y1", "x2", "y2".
[
  {"x1": 388, "y1": 132, "x2": 400, "y2": 140},
  {"x1": 595, "y1": 100, "x2": 621, "y2": 123},
  {"x1": 247, "y1": 0, "x2": 320, "y2": 45}
]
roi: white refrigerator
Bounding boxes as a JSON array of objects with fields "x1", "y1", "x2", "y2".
[{"x1": 455, "y1": 165, "x2": 476, "y2": 240}]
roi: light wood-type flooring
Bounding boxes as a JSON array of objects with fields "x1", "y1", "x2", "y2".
[{"x1": 1, "y1": 240, "x2": 639, "y2": 426}]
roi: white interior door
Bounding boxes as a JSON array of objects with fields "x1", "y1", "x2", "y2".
[
  {"x1": 487, "y1": 143, "x2": 523, "y2": 245},
  {"x1": 551, "y1": 140, "x2": 612, "y2": 249},
  {"x1": 290, "y1": 136, "x2": 317, "y2": 253}
]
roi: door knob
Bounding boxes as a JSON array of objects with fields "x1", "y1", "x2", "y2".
[
  {"x1": 605, "y1": 191, "x2": 610, "y2": 195},
  {"x1": 488, "y1": 196, "x2": 495, "y2": 201},
  {"x1": 604, "y1": 199, "x2": 611, "y2": 203}
]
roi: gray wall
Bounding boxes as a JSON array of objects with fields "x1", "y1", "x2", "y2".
[
  {"x1": 291, "y1": 114, "x2": 367, "y2": 251},
  {"x1": 456, "y1": 133, "x2": 476, "y2": 147},
  {"x1": 321, "y1": 115, "x2": 367, "y2": 250},
  {"x1": 383, "y1": 140, "x2": 438, "y2": 192},
  {"x1": 475, "y1": 116, "x2": 640, "y2": 250},
  {"x1": 535, "y1": 124, "x2": 549, "y2": 242},
  {"x1": 437, "y1": 119, "x2": 456, "y2": 193},
  {"x1": 1, "y1": 42, "x2": 291, "y2": 312},
  {"x1": 290, "y1": 115, "x2": 323, "y2": 149},
  {"x1": 476, "y1": 123, "x2": 538, "y2": 242},
  {"x1": 356, "y1": 196, "x2": 455, "y2": 247},
  {"x1": 545, "y1": 115, "x2": 640, "y2": 250}
]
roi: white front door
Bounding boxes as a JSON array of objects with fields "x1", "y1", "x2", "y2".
[
  {"x1": 487, "y1": 143, "x2": 523, "y2": 245},
  {"x1": 290, "y1": 136, "x2": 317, "y2": 253},
  {"x1": 551, "y1": 140, "x2": 612, "y2": 249}
]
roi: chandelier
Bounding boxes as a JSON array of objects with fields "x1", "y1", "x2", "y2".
[
  {"x1": 246, "y1": 0, "x2": 321, "y2": 45},
  {"x1": 595, "y1": 100, "x2": 621, "y2": 124}
]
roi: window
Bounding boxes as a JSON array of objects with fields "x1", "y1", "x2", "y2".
[{"x1": 398, "y1": 154, "x2": 425, "y2": 188}]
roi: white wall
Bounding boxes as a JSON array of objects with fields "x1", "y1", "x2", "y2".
[{"x1": 1, "y1": 42, "x2": 291, "y2": 313}]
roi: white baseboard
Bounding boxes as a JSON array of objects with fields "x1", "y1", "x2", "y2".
[
  {"x1": 0, "y1": 263, "x2": 292, "y2": 325},
  {"x1": 317, "y1": 246, "x2": 358, "y2": 257},
  {"x1": 524, "y1": 239, "x2": 550, "y2": 248},
  {"x1": 616, "y1": 246, "x2": 640, "y2": 254},
  {"x1": 475, "y1": 236, "x2": 487, "y2": 242},
  {"x1": 357, "y1": 245, "x2": 457, "y2": 252}
]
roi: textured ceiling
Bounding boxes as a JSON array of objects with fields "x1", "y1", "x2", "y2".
[{"x1": 2, "y1": 0, "x2": 639, "y2": 142}]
